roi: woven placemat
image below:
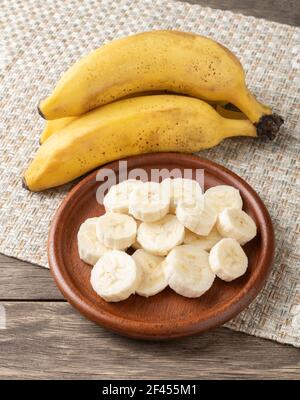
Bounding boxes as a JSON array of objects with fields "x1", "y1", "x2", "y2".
[{"x1": 0, "y1": 0, "x2": 299, "y2": 346}]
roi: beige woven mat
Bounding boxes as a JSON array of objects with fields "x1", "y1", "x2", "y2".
[{"x1": 0, "y1": 0, "x2": 299, "y2": 346}]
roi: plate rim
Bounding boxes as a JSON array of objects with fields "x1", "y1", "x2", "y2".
[{"x1": 48, "y1": 153, "x2": 275, "y2": 340}]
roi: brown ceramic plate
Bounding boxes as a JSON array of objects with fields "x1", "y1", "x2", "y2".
[{"x1": 49, "y1": 153, "x2": 274, "y2": 340}]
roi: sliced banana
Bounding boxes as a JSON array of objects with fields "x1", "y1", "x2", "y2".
[
  {"x1": 90, "y1": 250, "x2": 141, "y2": 302},
  {"x1": 96, "y1": 212, "x2": 137, "y2": 250},
  {"x1": 176, "y1": 196, "x2": 217, "y2": 236},
  {"x1": 132, "y1": 249, "x2": 167, "y2": 297},
  {"x1": 137, "y1": 214, "x2": 185, "y2": 256},
  {"x1": 209, "y1": 238, "x2": 248, "y2": 281},
  {"x1": 204, "y1": 185, "x2": 243, "y2": 214},
  {"x1": 130, "y1": 220, "x2": 142, "y2": 249},
  {"x1": 129, "y1": 181, "x2": 170, "y2": 222},
  {"x1": 82, "y1": 181, "x2": 256, "y2": 302},
  {"x1": 161, "y1": 178, "x2": 203, "y2": 213},
  {"x1": 77, "y1": 217, "x2": 110, "y2": 265},
  {"x1": 165, "y1": 244, "x2": 215, "y2": 298},
  {"x1": 217, "y1": 207, "x2": 257, "y2": 245},
  {"x1": 103, "y1": 179, "x2": 143, "y2": 214},
  {"x1": 183, "y1": 226, "x2": 222, "y2": 250}
]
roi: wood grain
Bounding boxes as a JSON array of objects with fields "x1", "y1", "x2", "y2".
[
  {"x1": 1, "y1": 254, "x2": 299, "y2": 379},
  {"x1": 186, "y1": 0, "x2": 300, "y2": 26},
  {"x1": 0, "y1": 302, "x2": 299, "y2": 379},
  {"x1": 0, "y1": 254, "x2": 63, "y2": 300}
]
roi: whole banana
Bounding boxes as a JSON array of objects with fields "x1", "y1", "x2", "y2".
[
  {"x1": 39, "y1": 99, "x2": 223, "y2": 144},
  {"x1": 39, "y1": 91, "x2": 176, "y2": 144},
  {"x1": 24, "y1": 95, "x2": 258, "y2": 191},
  {"x1": 39, "y1": 30, "x2": 283, "y2": 137}
]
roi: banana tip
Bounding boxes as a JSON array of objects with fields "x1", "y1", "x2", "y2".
[
  {"x1": 256, "y1": 113, "x2": 284, "y2": 140},
  {"x1": 37, "y1": 102, "x2": 45, "y2": 119},
  {"x1": 22, "y1": 176, "x2": 29, "y2": 191}
]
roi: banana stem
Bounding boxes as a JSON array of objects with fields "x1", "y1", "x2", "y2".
[
  {"x1": 222, "y1": 118, "x2": 257, "y2": 138},
  {"x1": 230, "y1": 89, "x2": 284, "y2": 139},
  {"x1": 231, "y1": 89, "x2": 271, "y2": 123}
]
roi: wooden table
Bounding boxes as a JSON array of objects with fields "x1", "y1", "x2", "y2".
[{"x1": 0, "y1": 1, "x2": 299, "y2": 380}]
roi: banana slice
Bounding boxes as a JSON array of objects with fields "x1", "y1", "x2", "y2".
[
  {"x1": 209, "y1": 238, "x2": 248, "y2": 281},
  {"x1": 217, "y1": 207, "x2": 257, "y2": 245},
  {"x1": 183, "y1": 226, "x2": 222, "y2": 250},
  {"x1": 103, "y1": 179, "x2": 143, "y2": 214},
  {"x1": 176, "y1": 196, "x2": 217, "y2": 236},
  {"x1": 96, "y1": 212, "x2": 137, "y2": 250},
  {"x1": 77, "y1": 217, "x2": 110, "y2": 265},
  {"x1": 204, "y1": 185, "x2": 243, "y2": 214},
  {"x1": 161, "y1": 178, "x2": 203, "y2": 213},
  {"x1": 165, "y1": 244, "x2": 215, "y2": 298},
  {"x1": 90, "y1": 250, "x2": 141, "y2": 302},
  {"x1": 137, "y1": 214, "x2": 185, "y2": 256},
  {"x1": 130, "y1": 220, "x2": 141, "y2": 250},
  {"x1": 132, "y1": 249, "x2": 167, "y2": 297},
  {"x1": 129, "y1": 181, "x2": 170, "y2": 222}
]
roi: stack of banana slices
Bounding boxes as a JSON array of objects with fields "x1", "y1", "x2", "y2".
[
  {"x1": 23, "y1": 30, "x2": 283, "y2": 192},
  {"x1": 78, "y1": 179, "x2": 257, "y2": 302}
]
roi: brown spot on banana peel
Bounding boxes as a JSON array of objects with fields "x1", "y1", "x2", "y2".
[{"x1": 255, "y1": 114, "x2": 284, "y2": 140}]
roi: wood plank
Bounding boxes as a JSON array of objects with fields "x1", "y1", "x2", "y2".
[
  {"x1": 0, "y1": 254, "x2": 63, "y2": 300},
  {"x1": 0, "y1": 302, "x2": 299, "y2": 379},
  {"x1": 186, "y1": 0, "x2": 300, "y2": 26}
]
